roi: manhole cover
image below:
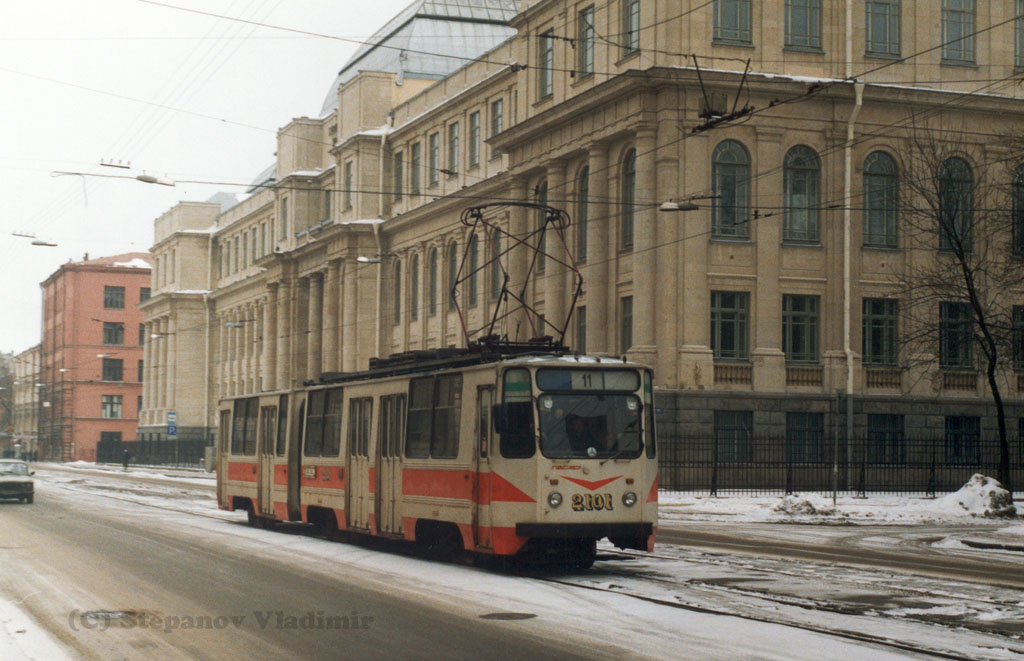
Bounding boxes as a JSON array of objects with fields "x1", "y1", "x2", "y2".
[{"x1": 479, "y1": 612, "x2": 536, "y2": 621}]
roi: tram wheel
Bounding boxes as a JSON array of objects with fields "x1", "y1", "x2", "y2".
[
  {"x1": 572, "y1": 540, "x2": 597, "y2": 570},
  {"x1": 246, "y1": 506, "x2": 257, "y2": 527}
]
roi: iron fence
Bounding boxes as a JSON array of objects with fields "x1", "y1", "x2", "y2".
[
  {"x1": 658, "y1": 434, "x2": 1024, "y2": 496},
  {"x1": 97, "y1": 437, "x2": 210, "y2": 469}
]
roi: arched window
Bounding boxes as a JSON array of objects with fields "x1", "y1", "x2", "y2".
[
  {"x1": 1013, "y1": 164, "x2": 1024, "y2": 255},
  {"x1": 468, "y1": 234, "x2": 479, "y2": 306},
  {"x1": 862, "y1": 151, "x2": 898, "y2": 247},
  {"x1": 428, "y1": 249, "x2": 438, "y2": 315},
  {"x1": 577, "y1": 166, "x2": 589, "y2": 260},
  {"x1": 393, "y1": 260, "x2": 402, "y2": 326},
  {"x1": 536, "y1": 180, "x2": 548, "y2": 272},
  {"x1": 938, "y1": 157, "x2": 972, "y2": 252},
  {"x1": 448, "y1": 242, "x2": 458, "y2": 311},
  {"x1": 410, "y1": 254, "x2": 419, "y2": 321},
  {"x1": 712, "y1": 140, "x2": 750, "y2": 238},
  {"x1": 621, "y1": 148, "x2": 636, "y2": 248},
  {"x1": 783, "y1": 145, "x2": 821, "y2": 243},
  {"x1": 491, "y1": 229, "x2": 503, "y2": 300}
]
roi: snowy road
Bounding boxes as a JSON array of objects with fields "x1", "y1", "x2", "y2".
[{"x1": 0, "y1": 464, "x2": 1021, "y2": 659}]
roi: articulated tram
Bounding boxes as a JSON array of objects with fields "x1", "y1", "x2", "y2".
[{"x1": 216, "y1": 343, "x2": 657, "y2": 566}]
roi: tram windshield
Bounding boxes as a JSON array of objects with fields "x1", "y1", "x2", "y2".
[{"x1": 537, "y1": 393, "x2": 642, "y2": 459}]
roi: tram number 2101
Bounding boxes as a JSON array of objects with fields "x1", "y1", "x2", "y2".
[{"x1": 571, "y1": 493, "x2": 614, "y2": 512}]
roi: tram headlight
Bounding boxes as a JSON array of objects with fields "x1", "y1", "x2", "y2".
[
  {"x1": 547, "y1": 492, "x2": 563, "y2": 508},
  {"x1": 622, "y1": 491, "x2": 638, "y2": 507}
]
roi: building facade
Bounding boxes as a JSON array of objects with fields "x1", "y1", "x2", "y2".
[
  {"x1": 11, "y1": 345, "x2": 40, "y2": 458},
  {"x1": 39, "y1": 254, "x2": 151, "y2": 461},
  {"x1": 150, "y1": 1, "x2": 1024, "y2": 471}
]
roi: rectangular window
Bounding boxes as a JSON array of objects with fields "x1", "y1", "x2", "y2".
[
  {"x1": 785, "y1": 0, "x2": 822, "y2": 49},
  {"x1": 782, "y1": 294, "x2": 819, "y2": 363},
  {"x1": 447, "y1": 123, "x2": 459, "y2": 174},
  {"x1": 490, "y1": 99, "x2": 503, "y2": 159},
  {"x1": 101, "y1": 395, "x2": 123, "y2": 419},
  {"x1": 405, "y1": 374, "x2": 462, "y2": 459},
  {"x1": 410, "y1": 142, "x2": 421, "y2": 195},
  {"x1": 138, "y1": 359, "x2": 144, "y2": 382},
  {"x1": 280, "y1": 198, "x2": 289, "y2": 239},
  {"x1": 578, "y1": 6, "x2": 595, "y2": 76},
  {"x1": 1014, "y1": 306, "x2": 1024, "y2": 371},
  {"x1": 945, "y1": 415, "x2": 980, "y2": 464},
  {"x1": 104, "y1": 286, "x2": 125, "y2": 309},
  {"x1": 139, "y1": 323, "x2": 145, "y2": 345},
  {"x1": 139, "y1": 287, "x2": 151, "y2": 303},
  {"x1": 867, "y1": 413, "x2": 905, "y2": 463},
  {"x1": 102, "y1": 358, "x2": 123, "y2": 382},
  {"x1": 323, "y1": 189, "x2": 331, "y2": 220},
  {"x1": 942, "y1": 0, "x2": 975, "y2": 63},
  {"x1": 103, "y1": 322, "x2": 124, "y2": 346},
  {"x1": 538, "y1": 30, "x2": 554, "y2": 99},
  {"x1": 622, "y1": 0, "x2": 640, "y2": 56},
  {"x1": 347, "y1": 397, "x2": 372, "y2": 458},
  {"x1": 322, "y1": 390, "x2": 344, "y2": 457},
  {"x1": 393, "y1": 151, "x2": 403, "y2": 201},
  {"x1": 866, "y1": 0, "x2": 900, "y2": 56},
  {"x1": 862, "y1": 298, "x2": 898, "y2": 366},
  {"x1": 468, "y1": 112, "x2": 480, "y2": 169},
  {"x1": 714, "y1": 0, "x2": 752, "y2": 44},
  {"x1": 576, "y1": 306, "x2": 587, "y2": 354},
  {"x1": 714, "y1": 410, "x2": 753, "y2": 462},
  {"x1": 786, "y1": 411, "x2": 824, "y2": 463},
  {"x1": 100, "y1": 431, "x2": 122, "y2": 445},
  {"x1": 260, "y1": 223, "x2": 266, "y2": 256},
  {"x1": 344, "y1": 162, "x2": 353, "y2": 209},
  {"x1": 242, "y1": 233, "x2": 248, "y2": 268},
  {"x1": 711, "y1": 291, "x2": 750, "y2": 360},
  {"x1": 1017, "y1": 0, "x2": 1024, "y2": 68},
  {"x1": 940, "y1": 301, "x2": 973, "y2": 369},
  {"x1": 233, "y1": 237, "x2": 239, "y2": 270},
  {"x1": 620, "y1": 295, "x2": 633, "y2": 353},
  {"x1": 429, "y1": 133, "x2": 440, "y2": 185}
]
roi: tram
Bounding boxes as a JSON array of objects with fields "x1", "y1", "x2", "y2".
[{"x1": 216, "y1": 341, "x2": 657, "y2": 566}]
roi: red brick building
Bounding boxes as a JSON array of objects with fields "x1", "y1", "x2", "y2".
[{"x1": 39, "y1": 253, "x2": 151, "y2": 461}]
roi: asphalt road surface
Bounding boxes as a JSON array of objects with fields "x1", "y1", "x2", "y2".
[{"x1": 0, "y1": 484, "x2": 600, "y2": 661}]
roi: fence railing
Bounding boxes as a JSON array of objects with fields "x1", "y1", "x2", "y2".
[
  {"x1": 97, "y1": 438, "x2": 210, "y2": 469},
  {"x1": 658, "y1": 434, "x2": 1024, "y2": 496}
]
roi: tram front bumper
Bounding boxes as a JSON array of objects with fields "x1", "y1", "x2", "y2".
[{"x1": 515, "y1": 522, "x2": 653, "y2": 551}]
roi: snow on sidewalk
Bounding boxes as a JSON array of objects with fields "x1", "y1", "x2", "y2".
[{"x1": 0, "y1": 596, "x2": 71, "y2": 661}]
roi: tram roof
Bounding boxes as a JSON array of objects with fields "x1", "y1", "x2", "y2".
[{"x1": 313, "y1": 339, "x2": 635, "y2": 386}]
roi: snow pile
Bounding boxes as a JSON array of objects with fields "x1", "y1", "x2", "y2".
[
  {"x1": 773, "y1": 493, "x2": 836, "y2": 516},
  {"x1": 927, "y1": 475, "x2": 1017, "y2": 518}
]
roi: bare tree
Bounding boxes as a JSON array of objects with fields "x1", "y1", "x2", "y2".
[{"x1": 893, "y1": 121, "x2": 1022, "y2": 494}]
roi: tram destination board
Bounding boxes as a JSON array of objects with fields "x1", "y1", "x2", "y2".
[{"x1": 536, "y1": 368, "x2": 639, "y2": 392}]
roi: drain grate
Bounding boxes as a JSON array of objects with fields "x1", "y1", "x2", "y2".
[{"x1": 479, "y1": 612, "x2": 537, "y2": 621}]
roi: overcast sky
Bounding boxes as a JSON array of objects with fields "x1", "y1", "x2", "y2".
[{"x1": 0, "y1": 0, "x2": 415, "y2": 354}]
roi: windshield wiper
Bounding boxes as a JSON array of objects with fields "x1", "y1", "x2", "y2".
[{"x1": 600, "y1": 418, "x2": 639, "y2": 465}]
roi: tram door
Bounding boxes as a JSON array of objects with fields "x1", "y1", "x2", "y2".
[
  {"x1": 473, "y1": 386, "x2": 495, "y2": 548},
  {"x1": 375, "y1": 394, "x2": 405, "y2": 535},
  {"x1": 257, "y1": 405, "x2": 277, "y2": 517},
  {"x1": 346, "y1": 397, "x2": 373, "y2": 530},
  {"x1": 217, "y1": 409, "x2": 231, "y2": 507}
]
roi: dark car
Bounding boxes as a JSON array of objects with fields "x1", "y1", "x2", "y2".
[{"x1": 0, "y1": 459, "x2": 34, "y2": 503}]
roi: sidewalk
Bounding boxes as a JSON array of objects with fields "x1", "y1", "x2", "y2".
[{"x1": 0, "y1": 596, "x2": 70, "y2": 661}]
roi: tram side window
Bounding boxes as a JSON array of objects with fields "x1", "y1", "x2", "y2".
[
  {"x1": 405, "y1": 374, "x2": 462, "y2": 459},
  {"x1": 231, "y1": 400, "x2": 246, "y2": 454},
  {"x1": 304, "y1": 390, "x2": 325, "y2": 457},
  {"x1": 244, "y1": 399, "x2": 258, "y2": 455},
  {"x1": 275, "y1": 394, "x2": 288, "y2": 456},
  {"x1": 349, "y1": 398, "x2": 372, "y2": 457},
  {"x1": 379, "y1": 394, "x2": 406, "y2": 458},
  {"x1": 406, "y1": 378, "x2": 433, "y2": 458},
  {"x1": 499, "y1": 368, "x2": 535, "y2": 458},
  {"x1": 322, "y1": 390, "x2": 343, "y2": 457}
]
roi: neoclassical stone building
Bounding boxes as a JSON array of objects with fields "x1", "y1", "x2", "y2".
[{"x1": 142, "y1": 0, "x2": 1024, "y2": 455}]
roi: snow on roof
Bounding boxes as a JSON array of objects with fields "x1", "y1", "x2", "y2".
[
  {"x1": 340, "y1": 218, "x2": 385, "y2": 226},
  {"x1": 113, "y1": 258, "x2": 152, "y2": 269}
]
